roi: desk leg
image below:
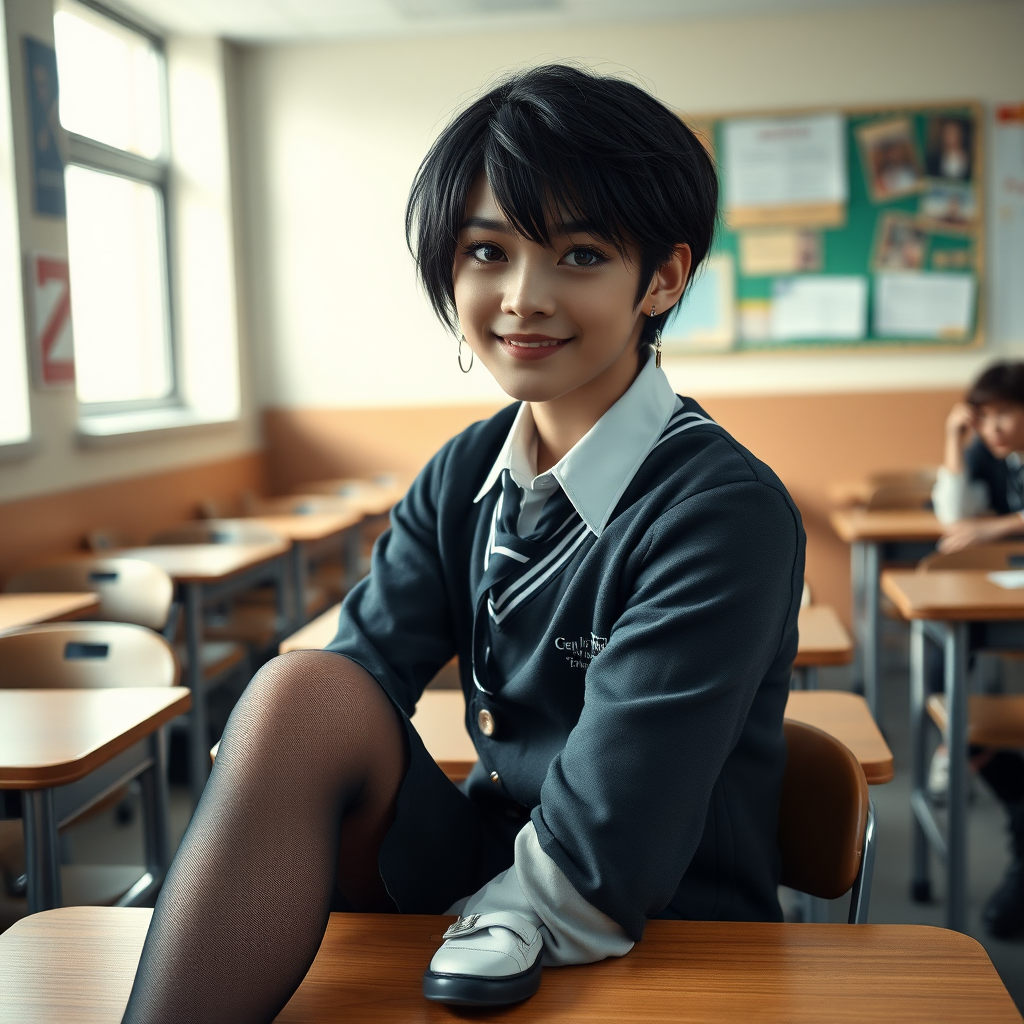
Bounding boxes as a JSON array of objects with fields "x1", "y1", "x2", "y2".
[
  {"x1": 945, "y1": 621, "x2": 969, "y2": 933},
  {"x1": 141, "y1": 726, "x2": 171, "y2": 879},
  {"x1": 290, "y1": 541, "x2": 308, "y2": 629},
  {"x1": 851, "y1": 541, "x2": 865, "y2": 691},
  {"x1": 184, "y1": 582, "x2": 209, "y2": 806},
  {"x1": 909, "y1": 619, "x2": 932, "y2": 902},
  {"x1": 23, "y1": 789, "x2": 61, "y2": 912},
  {"x1": 863, "y1": 541, "x2": 881, "y2": 722}
]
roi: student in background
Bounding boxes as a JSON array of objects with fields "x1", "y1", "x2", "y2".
[
  {"x1": 934, "y1": 362, "x2": 1024, "y2": 553},
  {"x1": 930, "y1": 361, "x2": 1024, "y2": 937}
]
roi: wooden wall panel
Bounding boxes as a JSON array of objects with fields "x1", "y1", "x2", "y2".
[
  {"x1": 265, "y1": 390, "x2": 959, "y2": 626},
  {"x1": 0, "y1": 453, "x2": 267, "y2": 582}
]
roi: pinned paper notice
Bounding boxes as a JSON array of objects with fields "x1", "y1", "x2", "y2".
[
  {"x1": 988, "y1": 571, "x2": 1024, "y2": 590},
  {"x1": 739, "y1": 229, "x2": 822, "y2": 275},
  {"x1": 770, "y1": 276, "x2": 867, "y2": 342},
  {"x1": 873, "y1": 272, "x2": 975, "y2": 339}
]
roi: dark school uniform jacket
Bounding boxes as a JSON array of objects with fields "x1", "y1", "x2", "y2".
[
  {"x1": 964, "y1": 436, "x2": 1024, "y2": 514},
  {"x1": 327, "y1": 398, "x2": 806, "y2": 941}
]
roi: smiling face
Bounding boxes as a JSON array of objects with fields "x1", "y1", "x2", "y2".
[
  {"x1": 453, "y1": 175, "x2": 660, "y2": 405},
  {"x1": 974, "y1": 401, "x2": 1024, "y2": 459}
]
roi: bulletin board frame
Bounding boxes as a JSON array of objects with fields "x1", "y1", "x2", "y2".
[{"x1": 667, "y1": 100, "x2": 985, "y2": 355}]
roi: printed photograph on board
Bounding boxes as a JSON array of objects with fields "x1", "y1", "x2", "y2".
[
  {"x1": 918, "y1": 182, "x2": 977, "y2": 232},
  {"x1": 872, "y1": 212, "x2": 929, "y2": 271},
  {"x1": 925, "y1": 114, "x2": 974, "y2": 183},
  {"x1": 856, "y1": 116, "x2": 925, "y2": 201}
]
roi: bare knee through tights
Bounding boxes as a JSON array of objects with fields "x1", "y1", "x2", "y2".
[{"x1": 121, "y1": 651, "x2": 409, "y2": 1024}]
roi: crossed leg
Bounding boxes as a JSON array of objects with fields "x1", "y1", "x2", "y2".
[{"x1": 122, "y1": 651, "x2": 409, "y2": 1024}]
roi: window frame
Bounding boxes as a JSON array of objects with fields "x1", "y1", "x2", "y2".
[{"x1": 58, "y1": 0, "x2": 179, "y2": 417}]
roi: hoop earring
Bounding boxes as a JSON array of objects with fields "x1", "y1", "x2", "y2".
[
  {"x1": 649, "y1": 304, "x2": 662, "y2": 369},
  {"x1": 458, "y1": 335, "x2": 474, "y2": 374}
]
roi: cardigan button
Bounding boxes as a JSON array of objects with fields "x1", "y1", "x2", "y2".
[
  {"x1": 477, "y1": 709, "x2": 496, "y2": 737},
  {"x1": 490, "y1": 771, "x2": 501, "y2": 784}
]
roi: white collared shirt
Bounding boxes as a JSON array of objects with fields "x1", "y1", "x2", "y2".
[{"x1": 474, "y1": 352, "x2": 681, "y2": 538}]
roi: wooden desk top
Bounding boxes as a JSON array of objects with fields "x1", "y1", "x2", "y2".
[
  {"x1": 883, "y1": 569, "x2": 1024, "y2": 622},
  {"x1": 0, "y1": 688, "x2": 191, "y2": 789},
  {"x1": 784, "y1": 690, "x2": 894, "y2": 784},
  {"x1": 120, "y1": 542, "x2": 289, "y2": 584},
  {"x1": 0, "y1": 592, "x2": 100, "y2": 634},
  {"x1": 280, "y1": 603, "x2": 341, "y2": 653},
  {"x1": 2, "y1": 907, "x2": 1018, "y2": 1023},
  {"x1": 411, "y1": 690, "x2": 476, "y2": 781},
  {"x1": 247, "y1": 511, "x2": 363, "y2": 543},
  {"x1": 829, "y1": 508, "x2": 942, "y2": 544},
  {"x1": 794, "y1": 605, "x2": 853, "y2": 667}
]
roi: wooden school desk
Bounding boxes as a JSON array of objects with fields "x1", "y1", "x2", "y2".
[
  {"x1": 297, "y1": 476, "x2": 410, "y2": 518},
  {"x1": 792, "y1": 604, "x2": 853, "y2": 689},
  {"x1": 0, "y1": 592, "x2": 100, "y2": 634},
  {"x1": 882, "y1": 568, "x2": 1024, "y2": 933},
  {"x1": 0, "y1": 687, "x2": 190, "y2": 913},
  {"x1": 121, "y1": 542, "x2": 289, "y2": 803},
  {"x1": 2, "y1": 906, "x2": 1019, "y2": 1024},
  {"x1": 245, "y1": 511, "x2": 364, "y2": 625},
  {"x1": 830, "y1": 508, "x2": 943, "y2": 721}
]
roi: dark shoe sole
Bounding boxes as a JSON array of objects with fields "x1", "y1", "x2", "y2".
[{"x1": 423, "y1": 956, "x2": 542, "y2": 1006}]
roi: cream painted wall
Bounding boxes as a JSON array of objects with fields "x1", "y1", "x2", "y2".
[
  {"x1": 240, "y1": 0, "x2": 1024, "y2": 409},
  {"x1": 0, "y1": 0, "x2": 258, "y2": 503}
]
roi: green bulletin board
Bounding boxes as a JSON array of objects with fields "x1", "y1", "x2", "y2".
[{"x1": 663, "y1": 102, "x2": 983, "y2": 353}]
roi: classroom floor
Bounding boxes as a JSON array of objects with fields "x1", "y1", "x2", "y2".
[{"x1": 7, "y1": 624, "x2": 1023, "y2": 1011}]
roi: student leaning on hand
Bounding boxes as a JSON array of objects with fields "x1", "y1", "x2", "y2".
[{"x1": 933, "y1": 362, "x2": 1024, "y2": 554}]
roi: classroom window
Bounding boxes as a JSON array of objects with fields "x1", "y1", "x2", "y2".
[
  {"x1": 54, "y1": 0, "x2": 174, "y2": 410},
  {"x1": 0, "y1": 7, "x2": 30, "y2": 447}
]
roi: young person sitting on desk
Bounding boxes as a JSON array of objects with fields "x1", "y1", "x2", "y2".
[
  {"x1": 120, "y1": 65, "x2": 805, "y2": 1023},
  {"x1": 930, "y1": 361, "x2": 1024, "y2": 938}
]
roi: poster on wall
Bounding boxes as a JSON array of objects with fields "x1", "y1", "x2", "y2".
[
  {"x1": 29, "y1": 252, "x2": 74, "y2": 388},
  {"x1": 23, "y1": 37, "x2": 65, "y2": 218},
  {"x1": 993, "y1": 104, "x2": 1024, "y2": 343}
]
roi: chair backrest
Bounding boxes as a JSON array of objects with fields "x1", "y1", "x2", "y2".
[
  {"x1": 778, "y1": 720, "x2": 869, "y2": 901},
  {"x1": 0, "y1": 622, "x2": 178, "y2": 689},
  {"x1": 4, "y1": 558, "x2": 173, "y2": 632},
  {"x1": 864, "y1": 481, "x2": 935, "y2": 511},
  {"x1": 85, "y1": 527, "x2": 134, "y2": 553},
  {"x1": 917, "y1": 542, "x2": 1024, "y2": 573},
  {"x1": 149, "y1": 519, "x2": 283, "y2": 546}
]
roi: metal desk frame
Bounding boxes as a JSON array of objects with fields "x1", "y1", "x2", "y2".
[{"x1": 21, "y1": 730, "x2": 171, "y2": 914}]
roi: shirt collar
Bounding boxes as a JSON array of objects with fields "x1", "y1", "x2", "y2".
[{"x1": 473, "y1": 352, "x2": 678, "y2": 537}]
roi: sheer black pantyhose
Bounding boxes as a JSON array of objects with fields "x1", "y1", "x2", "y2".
[{"x1": 122, "y1": 651, "x2": 409, "y2": 1024}]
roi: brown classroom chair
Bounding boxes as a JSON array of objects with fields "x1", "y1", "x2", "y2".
[
  {"x1": 778, "y1": 720, "x2": 875, "y2": 924},
  {"x1": 0, "y1": 623, "x2": 178, "y2": 914},
  {"x1": 212, "y1": 716, "x2": 878, "y2": 924},
  {"x1": 917, "y1": 544, "x2": 1024, "y2": 744}
]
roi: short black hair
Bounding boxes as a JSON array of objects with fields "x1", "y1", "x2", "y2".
[
  {"x1": 967, "y1": 362, "x2": 1024, "y2": 408},
  {"x1": 406, "y1": 64, "x2": 718, "y2": 348}
]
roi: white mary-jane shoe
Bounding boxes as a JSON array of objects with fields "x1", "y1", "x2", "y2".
[{"x1": 422, "y1": 911, "x2": 544, "y2": 1005}]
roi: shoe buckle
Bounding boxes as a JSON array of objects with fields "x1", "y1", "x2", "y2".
[{"x1": 444, "y1": 914, "x2": 480, "y2": 938}]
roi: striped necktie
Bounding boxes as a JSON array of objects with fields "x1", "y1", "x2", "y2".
[{"x1": 471, "y1": 470, "x2": 588, "y2": 692}]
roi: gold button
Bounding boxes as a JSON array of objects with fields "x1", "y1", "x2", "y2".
[
  {"x1": 477, "y1": 709, "x2": 496, "y2": 737},
  {"x1": 490, "y1": 771, "x2": 501, "y2": 784}
]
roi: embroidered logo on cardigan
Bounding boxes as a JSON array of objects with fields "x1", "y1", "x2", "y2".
[{"x1": 555, "y1": 632, "x2": 607, "y2": 669}]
